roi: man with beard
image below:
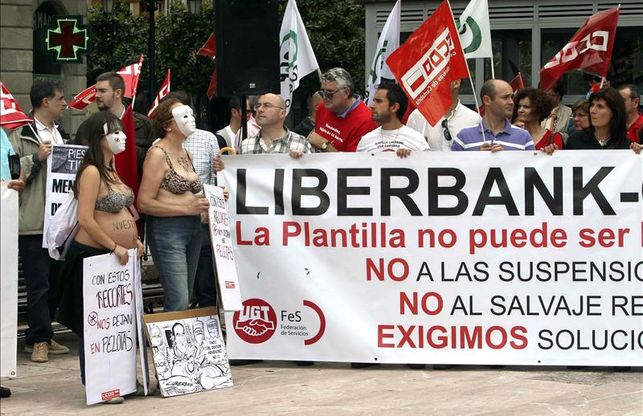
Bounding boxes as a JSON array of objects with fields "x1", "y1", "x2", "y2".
[
  {"x1": 74, "y1": 72, "x2": 153, "y2": 177},
  {"x1": 357, "y1": 81, "x2": 429, "y2": 156},
  {"x1": 452, "y1": 79, "x2": 533, "y2": 152}
]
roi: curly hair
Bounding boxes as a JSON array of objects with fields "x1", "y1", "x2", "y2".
[{"x1": 512, "y1": 87, "x2": 553, "y2": 124}]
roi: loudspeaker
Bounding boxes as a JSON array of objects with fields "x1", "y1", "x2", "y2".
[{"x1": 215, "y1": 0, "x2": 280, "y2": 97}]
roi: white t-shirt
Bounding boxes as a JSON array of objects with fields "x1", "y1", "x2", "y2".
[
  {"x1": 406, "y1": 102, "x2": 480, "y2": 151},
  {"x1": 357, "y1": 125, "x2": 430, "y2": 153}
]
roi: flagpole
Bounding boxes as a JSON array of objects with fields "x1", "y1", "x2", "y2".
[
  {"x1": 449, "y1": 0, "x2": 486, "y2": 141},
  {"x1": 490, "y1": 57, "x2": 495, "y2": 79}
]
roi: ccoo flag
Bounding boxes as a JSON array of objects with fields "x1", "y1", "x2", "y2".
[
  {"x1": 0, "y1": 82, "x2": 32, "y2": 129},
  {"x1": 279, "y1": 0, "x2": 319, "y2": 114},
  {"x1": 456, "y1": 0, "x2": 493, "y2": 59},
  {"x1": 148, "y1": 69, "x2": 171, "y2": 117},
  {"x1": 386, "y1": 0, "x2": 469, "y2": 127},
  {"x1": 365, "y1": 0, "x2": 400, "y2": 105},
  {"x1": 539, "y1": 6, "x2": 620, "y2": 92}
]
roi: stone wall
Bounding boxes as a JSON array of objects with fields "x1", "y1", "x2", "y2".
[{"x1": 0, "y1": 0, "x2": 88, "y2": 136}]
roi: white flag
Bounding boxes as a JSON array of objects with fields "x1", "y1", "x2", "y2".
[
  {"x1": 279, "y1": 0, "x2": 319, "y2": 115},
  {"x1": 457, "y1": 0, "x2": 493, "y2": 59},
  {"x1": 365, "y1": 0, "x2": 400, "y2": 105}
]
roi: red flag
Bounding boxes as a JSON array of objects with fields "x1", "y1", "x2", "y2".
[
  {"x1": 386, "y1": 1, "x2": 469, "y2": 127},
  {"x1": 207, "y1": 69, "x2": 217, "y2": 100},
  {"x1": 198, "y1": 33, "x2": 216, "y2": 60},
  {"x1": 115, "y1": 105, "x2": 139, "y2": 199},
  {"x1": 539, "y1": 6, "x2": 619, "y2": 92},
  {"x1": 117, "y1": 55, "x2": 145, "y2": 98},
  {"x1": 148, "y1": 69, "x2": 171, "y2": 117},
  {"x1": 68, "y1": 56, "x2": 145, "y2": 110},
  {"x1": 509, "y1": 72, "x2": 525, "y2": 92},
  {"x1": 0, "y1": 82, "x2": 32, "y2": 129},
  {"x1": 67, "y1": 85, "x2": 97, "y2": 110}
]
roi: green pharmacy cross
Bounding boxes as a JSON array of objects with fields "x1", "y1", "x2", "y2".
[{"x1": 46, "y1": 16, "x2": 88, "y2": 62}]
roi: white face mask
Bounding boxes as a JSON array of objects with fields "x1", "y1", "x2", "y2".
[
  {"x1": 171, "y1": 105, "x2": 196, "y2": 136},
  {"x1": 104, "y1": 123, "x2": 127, "y2": 155}
]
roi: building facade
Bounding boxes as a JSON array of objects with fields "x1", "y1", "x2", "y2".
[{"x1": 364, "y1": 0, "x2": 643, "y2": 106}]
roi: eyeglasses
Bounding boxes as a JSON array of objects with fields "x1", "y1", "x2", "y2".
[
  {"x1": 319, "y1": 88, "x2": 344, "y2": 99},
  {"x1": 441, "y1": 119, "x2": 452, "y2": 141},
  {"x1": 254, "y1": 102, "x2": 284, "y2": 111}
]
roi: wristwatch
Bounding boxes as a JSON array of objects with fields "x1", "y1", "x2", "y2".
[{"x1": 320, "y1": 141, "x2": 330, "y2": 152}]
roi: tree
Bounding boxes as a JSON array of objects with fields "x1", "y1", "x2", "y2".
[{"x1": 87, "y1": 1, "x2": 147, "y2": 86}]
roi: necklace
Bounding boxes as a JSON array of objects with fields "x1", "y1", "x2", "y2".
[
  {"x1": 594, "y1": 132, "x2": 609, "y2": 147},
  {"x1": 381, "y1": 126, "x2": 401, "y2": 145}
]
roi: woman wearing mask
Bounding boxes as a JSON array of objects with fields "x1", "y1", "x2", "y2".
[
  {"x1": 58, "y1": 111, "x2": 143, "y2": 403},
  {"x1": 138, "y1": 98, "x2": 209, "y2": 311}
]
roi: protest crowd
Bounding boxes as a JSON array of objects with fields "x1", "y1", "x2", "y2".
[{"x1": 0, "y1": 0, "x2": 642, "y2": 406}]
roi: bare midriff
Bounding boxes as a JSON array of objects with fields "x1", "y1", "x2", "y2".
[{"x1": 75, "y1": 208, "x2": 138, "y2": 250}]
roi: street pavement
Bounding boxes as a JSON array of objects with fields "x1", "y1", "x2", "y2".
[{"x1": 1, "y1": 332, "x2": 641, "y2": 416}]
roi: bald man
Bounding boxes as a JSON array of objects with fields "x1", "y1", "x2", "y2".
[
  {"x1": 452, "y1": 79, "x2": 533, "y2": 152},
  {"x1": 238, "y1": 93, "x2": 312, "y2": 157}
]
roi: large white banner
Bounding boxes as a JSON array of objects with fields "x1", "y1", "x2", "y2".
[
  {"x1": 1, "y1": 184, "x2": 19, "y2": 377},
  {"x1": 83, "y1": 250, "x2": 137, "y2": 405},
  {"x1": 220, "y1": 152, "x2": 643, "y2": 366},
  {"x1": 43, "y1": 144, "x2": 86, "y2": 247}
]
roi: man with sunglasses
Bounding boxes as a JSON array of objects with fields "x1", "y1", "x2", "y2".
[
  {"x1": 307, "y1": 68, "x2": 377, "y2": 152},
  {"x1": 452, "y1": 79, "x2": 534, "y2": 152},
  {"x1": 407, "y1": 79, "x2": 480, "y2": 151},
  {"x1": 357, "y1": 81, "x2": 429, "y2": 156}
]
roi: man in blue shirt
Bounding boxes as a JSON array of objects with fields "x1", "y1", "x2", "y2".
[{"x1": 452, "y1": 79, "x2": 533, "y2": 152}]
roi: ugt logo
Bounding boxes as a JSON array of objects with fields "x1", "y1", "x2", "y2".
[
  {"x1": 401, "y1": 28, "x2": 453, "y2": 100},
  {"x1": 233, "y1": 298, "x2": 277, "y2": 344}
]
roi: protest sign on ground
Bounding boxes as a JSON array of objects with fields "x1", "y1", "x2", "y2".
[{"x1": 144, "y1": 308, "x2": 233, "y2": 397}]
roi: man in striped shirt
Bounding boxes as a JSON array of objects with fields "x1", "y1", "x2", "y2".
[{"x1": 452, "y1": 79, "x2": 533, "y2": 152}]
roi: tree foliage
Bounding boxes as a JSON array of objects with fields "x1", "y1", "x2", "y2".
[
  {"x1": 87, "y1": 0, "x2": 366, "y2": 121},
  {"x1": 87, "y1": 1, "x2": 147, "y2": 85}
]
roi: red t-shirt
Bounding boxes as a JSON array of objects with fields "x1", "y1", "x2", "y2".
[
  {"x1": 315, "y1": 101, "x2": 377, "y2": 152},
  {"x1": 535, "y1": 129, "x2": 564, "y2": 150},
  {"x1": 626, "y1": 113, "x2": 643, "y2": 143}
]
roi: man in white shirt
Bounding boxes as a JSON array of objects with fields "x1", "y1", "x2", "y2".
[
  {"x1": 357, "y1": 81, "x2": 429, "y2": 156},
  {"x1": 406, "y1": 79, "x2": 480, "y2": 151}
]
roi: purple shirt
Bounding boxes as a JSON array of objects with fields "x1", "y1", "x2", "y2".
[{"x1": 452, "y1": 119, "x2": 534, "y2": 151}]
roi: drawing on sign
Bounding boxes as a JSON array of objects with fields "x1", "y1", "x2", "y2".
[{"x1": 147, "y1": 315, "x2": 232, "y2": 397}]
